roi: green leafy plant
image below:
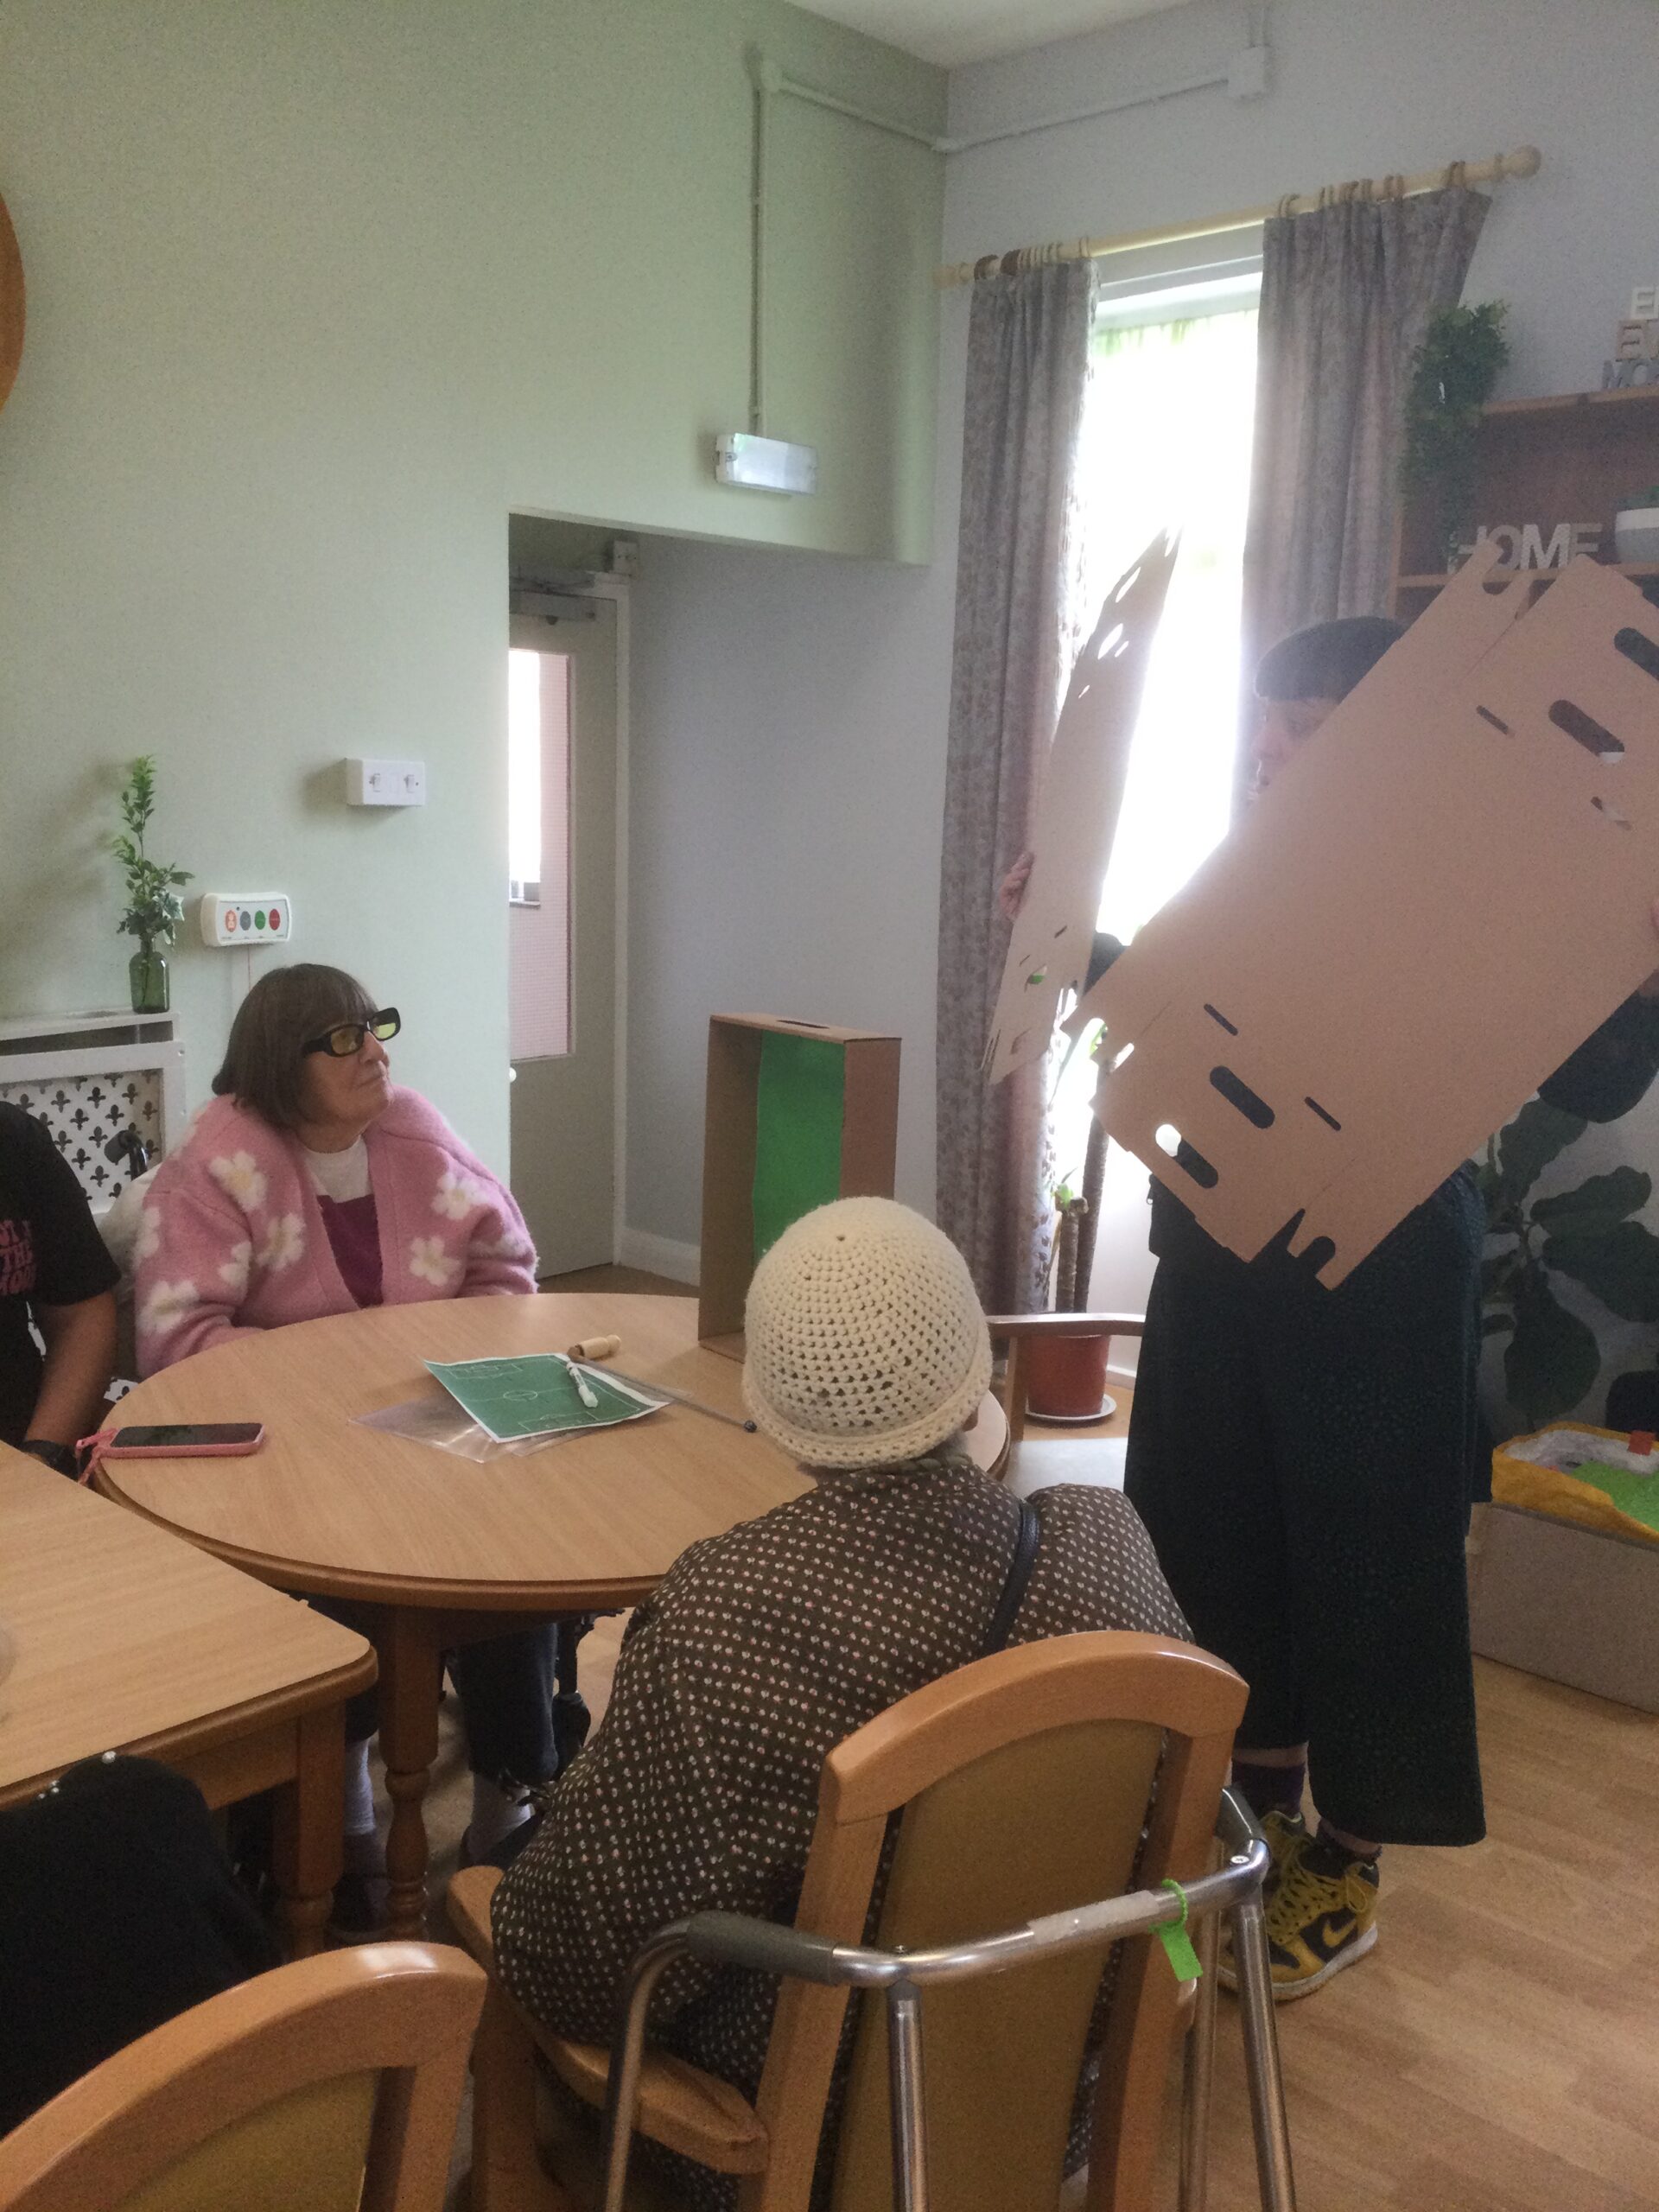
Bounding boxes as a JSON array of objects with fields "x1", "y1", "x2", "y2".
[
  {"x1": 1478, "y1": 1096, "x2": 1659, "y2": 1426},
  {"x1": 111, "y1": 754, "x2": 191, "y2": 954},
  {"x1": 1400, "y1": 301, "x2": 1511, "y2": 567}
]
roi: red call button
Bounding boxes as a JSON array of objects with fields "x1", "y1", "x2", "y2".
[{"x1": 225, "y1": 908, "x2": 238, "y2": 931}]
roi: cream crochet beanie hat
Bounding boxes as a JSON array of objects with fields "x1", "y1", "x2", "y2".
[{"x1": 743, "y1": 1197, "x2": 992, "y2": 1471}]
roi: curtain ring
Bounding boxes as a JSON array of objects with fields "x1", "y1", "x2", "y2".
[
  {"x1": 1381, "y1": 172, "x2": 1405, "y2": 200},
  {"x1": 973, "y1": 254, "x2": 999, "y2": 282},
  {"x1": 1274, "y1": 192, "x2": 1298, "y2": 219},
  {"x1": 1444, "y1": 159, "x2": 1467, "y2": 190}
]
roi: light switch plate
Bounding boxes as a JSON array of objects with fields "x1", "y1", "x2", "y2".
[{"x1": 346, "y1": 757, "x2": 427, "y2": 806}]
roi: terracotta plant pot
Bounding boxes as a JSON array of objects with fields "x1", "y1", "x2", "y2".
[{"x1": 1025, "y1": 1331, "x2": 1114, "y2": 1421}]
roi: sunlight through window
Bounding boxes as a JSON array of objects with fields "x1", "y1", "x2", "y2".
[{"x1": 1051, "y1": 279, "x2": 1260, "y2": 1289}]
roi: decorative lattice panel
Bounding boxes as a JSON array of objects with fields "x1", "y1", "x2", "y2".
[{"x1": 0, "y1": 1071, "x2": 164, "y2": 1204}]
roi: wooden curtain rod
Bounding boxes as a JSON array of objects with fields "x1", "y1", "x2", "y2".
[{"x1": 936, "y1": 143, "x2": 1541, "y2": 289}]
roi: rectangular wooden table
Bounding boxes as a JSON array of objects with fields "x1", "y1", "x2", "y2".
[{"x1": 0, "y1": 1445, "x2": 376, "y2": 1955}]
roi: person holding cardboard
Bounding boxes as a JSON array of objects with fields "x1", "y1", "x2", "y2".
[{"x1": 1000, "y1": 613, "x2": 1659, "y2": 1999}]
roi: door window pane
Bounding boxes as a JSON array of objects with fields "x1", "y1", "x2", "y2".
[{"x1": 508, "y1": 648, "x2": 571, "y2": 1058}]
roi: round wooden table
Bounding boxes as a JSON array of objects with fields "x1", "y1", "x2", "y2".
[{"x1": 105, "y1": 1294, "x2": 1007, "y2": 1932}]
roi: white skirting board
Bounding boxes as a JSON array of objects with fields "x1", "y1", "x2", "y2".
[{"x1": 617, "y1": 1226, "x2": 700, "y2": 1286}]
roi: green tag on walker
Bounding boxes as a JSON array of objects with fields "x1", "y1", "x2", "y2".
[{"x1": 1157, "y1": 1878, "x2": 1202, "y2": 1981}]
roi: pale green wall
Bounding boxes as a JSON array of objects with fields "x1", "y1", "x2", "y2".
[{"x1": 0, "y1": 0, "x2": 943, "y2": 1166}]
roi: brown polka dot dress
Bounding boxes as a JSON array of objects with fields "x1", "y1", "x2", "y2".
[{"x1": 492, "y1": 1452, "x2": 1188, "y2": 2209}]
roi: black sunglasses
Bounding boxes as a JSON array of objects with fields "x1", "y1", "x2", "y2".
[{"x1": 302, "y1": 1008, "x2": 401, "y2": 1059}]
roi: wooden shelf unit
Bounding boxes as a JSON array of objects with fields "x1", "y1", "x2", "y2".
[{"x1": 1391, "y1": 383, "x2": 1659, "y2": 620}]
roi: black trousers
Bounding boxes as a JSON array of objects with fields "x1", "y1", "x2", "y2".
[
  {"x1": 0, "y1": 1758, "x2": 277, "y2": 2134},
  {"x1": 1125, "y1": 1169, "x2": 1486, "y2": 1847},
  {"x1": 309, "y1": 1602, "x2": 562, "y2": 1788}
]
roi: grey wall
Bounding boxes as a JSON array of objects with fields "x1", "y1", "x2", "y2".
[
  {"x1": 946, "y1": 0, "x2": 1659, "y2": 402},
  {"x1": 624, "y1": 520, "x2": 960, "y2": 1262}
]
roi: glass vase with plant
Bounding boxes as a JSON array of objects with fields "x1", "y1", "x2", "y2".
[
  {"x1": 1400, "y1": 300, "x2": 1511, "y2": 569},
  {"x1": 111, "y1": 754, "x2": 191, "y2": 1014}
]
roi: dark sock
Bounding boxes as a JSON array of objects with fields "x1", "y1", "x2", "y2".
[
  {"x1": 1231, "y1": 1758, "x2": 1306, "y2": 1821},
  {"x1": 1314, "y1": 1819, "x2": 1381, "y2": 1867}
]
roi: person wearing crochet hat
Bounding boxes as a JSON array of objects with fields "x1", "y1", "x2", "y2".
[
  {"x1": 493, "y1": 1197, "x2": 1187, "y2": 2212},
  {"x1": 741, "y1": 1193, "x2": 993, "y2": 1469}
]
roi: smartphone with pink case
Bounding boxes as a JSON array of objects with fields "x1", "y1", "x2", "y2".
[{"x1": 102, "y1": 1423, "x2": 265, "y2": 1458}]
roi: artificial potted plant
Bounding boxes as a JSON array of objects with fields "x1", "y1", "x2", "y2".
[
  {"x1": 1400, "y1": 300, "x2": 1511, "y2": 569},
  {"x1": 1479, "y1": 1096, "x2": 1659, "y2": 1426},
  {"x1": 111, "y1": 754, "x2": 191, "y2": 1014}
]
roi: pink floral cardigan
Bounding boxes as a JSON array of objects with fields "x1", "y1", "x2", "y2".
[{"x1": 134, "y1": 1088, "x2": 537, "y2": 1373}]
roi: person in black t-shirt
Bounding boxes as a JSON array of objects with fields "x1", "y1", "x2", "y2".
[{"x1": 0, "y1": 1102, "x2": 119, "y2": 1471}]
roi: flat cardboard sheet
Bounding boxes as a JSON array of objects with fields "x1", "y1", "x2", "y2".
[
  {"x1": 1071, "y1": 548, "x2": 1659, "y2": 1286},
  {"x1": 984, "y1": 532, "x2": 1179, "y2": 1083}
]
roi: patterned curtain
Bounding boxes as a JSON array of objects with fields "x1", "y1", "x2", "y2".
[
  {"x1": 1239, "y1": 184, "x2": 1491, "y2": 794},
  {"x1": 935, "y1": 261, "x2": 1093, "y2": 1313}
]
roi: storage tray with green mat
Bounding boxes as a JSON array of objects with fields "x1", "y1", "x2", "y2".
[{"x1": 697, "y1": 1014, "x2": 900, "y2": 1356}]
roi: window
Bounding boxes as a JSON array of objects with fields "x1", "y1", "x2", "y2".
[
  {"x1": 1052, "y1": 270, "x2": 1261, "y2": 1310},
  {"x1": 507, "y1": 645, "x2": 571, "y2": 1059},
  {"x1": 507, "y1": 648, "x2": 544, "y2": 906}
]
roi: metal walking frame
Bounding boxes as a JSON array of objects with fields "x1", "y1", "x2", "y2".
[{"x1": 598, "y1": 1787, "x2": 1295, "y2": 2212}]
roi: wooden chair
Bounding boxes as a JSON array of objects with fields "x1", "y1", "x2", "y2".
[
  {"x1": 0, "y1": 1942, "x2": 486, "y2": 2212},
  {"x1": 446, "y1": 1631, "x2": 1294, "y2": 2212},
  {"x1": 987, "y1": 1313, "x2": 1147, "y2": 1501}
]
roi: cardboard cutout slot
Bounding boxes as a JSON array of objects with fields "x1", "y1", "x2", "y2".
[
  {"x1": 1476, "y1": 705, "x2": 1511, "y2": 734},
  {"x1": 1551, "y1": 698, "x2": 1624, "y2": 760},
  {"x1": 1615, "y1": 627, "x2": 1659, "y2": 684},
  {"x1": 1305, "y1": 1096, "x2": 1343, "y2": 1131},
  {"x1": 1210, "y1": 1065, "x2": 1275, "y2": 1128},
  {"x1": 1592, "y1": 795, "x2": 1632, "y2": 828},
  {"x1": 1204, "y1": 1004, "x2": 1239, "y2": 1035}
]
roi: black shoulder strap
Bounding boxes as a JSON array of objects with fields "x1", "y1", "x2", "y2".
[{"x1": 978, "y1": 1498, "x2": 1041, "y2": 1659}]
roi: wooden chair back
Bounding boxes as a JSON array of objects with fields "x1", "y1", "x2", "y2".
[
  {"x1": 747, "y1": 1630, "x2": 1244, "y2": 2212},
  {"x1": 0, "y1": 1943, "x2": 485, "y2": 2212},
  {"x1": 988, "y1": 1313, "x2": 1146, "y2": 1446}
]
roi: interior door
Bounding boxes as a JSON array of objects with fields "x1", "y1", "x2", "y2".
[{"x1": 508, "y1": 596, "x2": 618, "y2": 1274}]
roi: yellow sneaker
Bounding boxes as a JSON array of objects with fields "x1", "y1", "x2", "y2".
[
  {"x1": 1217, "y1": 1807, "x2": 1304, "y2": 1989},
  {"x1": 1254, "y1": 1829, "x2": 1379, "y2": 2000},
  {"x1": 1257, "y1": 1805, "x2": 1307, "y2": 1889}
]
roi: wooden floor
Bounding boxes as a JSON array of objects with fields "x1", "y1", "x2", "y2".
[
  {"x1": 430, "y1": 1271, "x2": 1659, "y2": 2207},
  {"x1": 1181, "y1": 1656, "x2": 1659, "y2": 2212},
  {"x1": 431, "y1": 1649, "x2": 1658, "y2": 2210}
]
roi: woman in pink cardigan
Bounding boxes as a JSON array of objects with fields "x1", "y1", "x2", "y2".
[{"x1": 135, "y1": 963, "x2": 550, "y2": 1914}]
